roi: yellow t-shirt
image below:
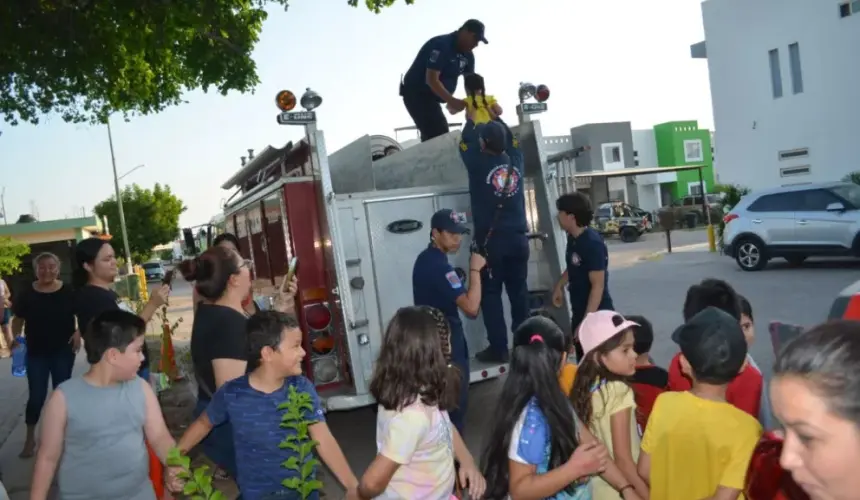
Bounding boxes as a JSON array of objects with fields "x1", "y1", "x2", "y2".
[
  {"x1": 589, "y1": 381, "x2": 640, "y2": 500},
  {"x1": 559, "y1": 363, "x2": 577, "y2": 395},
  {"x1": 464, "y1": 94, "x2": 498, "y2": 125},
  {"x1": 641, "y1": 391, "x2": 762, "y2": 500}
]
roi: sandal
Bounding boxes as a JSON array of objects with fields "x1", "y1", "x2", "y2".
[{"x1": 213, "y1": 467, "x2": 230, "y2": 481}]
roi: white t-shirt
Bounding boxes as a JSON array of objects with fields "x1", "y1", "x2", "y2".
[{"x1": 375, "y1": 400, "x2": 456, "y2": 499}]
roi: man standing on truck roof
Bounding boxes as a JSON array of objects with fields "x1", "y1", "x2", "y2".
[
  {"x1": 400, "y1": 20, "x2": 487, "y2": 142},
  {"x1": 412, "y1": 208, "x2": 486, "y2": 435},
  {"x1": 460, "y1": 121, "x2": 529, "y2": 364}
]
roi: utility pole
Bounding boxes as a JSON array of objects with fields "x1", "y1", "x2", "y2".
[
  {"x1": 0, "y1": 187, "x2": 6, "y2": 225},
  {"x1": 106, "y1": 118, "x2": 134, "y2": 275}
]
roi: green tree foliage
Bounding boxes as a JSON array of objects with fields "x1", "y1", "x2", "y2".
[
  {"x1": 0, "y1": 237, "x2": 30, "y2": 276},
  {"x1": 94, "y1": 184, "x2": 186, "y2": 262},
  {"x1": 842, "y1": 171, "x2": 860, "y2": 185},
  {"x1": 1, "y1": 0, "x2": 414, "y2": 126},
  {"x1": 714, "y1": 183, "x2": 751, "y2": 250}
]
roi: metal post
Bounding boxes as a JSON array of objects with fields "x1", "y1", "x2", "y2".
[
  {"x1": 698, "y1": 166, "x2": 716, "y2": 252},
  {"x1": 106, "y1": 119, "x2": 134, "y2": 274}
]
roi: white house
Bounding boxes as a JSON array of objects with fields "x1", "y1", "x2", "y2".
[{"x1": 692, "y1": 0, "x2": 860, "y2": 189}]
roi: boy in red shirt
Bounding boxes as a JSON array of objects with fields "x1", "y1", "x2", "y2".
[
  {"x1": 667, "y1": 280, "x2": 764, "y2": 420},
  {"x1": 626, "y1": 315, "x2": 668, "y2": 434}
]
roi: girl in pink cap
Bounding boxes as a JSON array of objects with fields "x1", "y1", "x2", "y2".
[{"x1": 570, "y1": 311, "x2": 649, "y2": 500}]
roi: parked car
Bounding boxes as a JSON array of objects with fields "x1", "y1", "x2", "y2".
[
  {"x1": 722, "y1": 181, "x2": 860, "y2": 271},
  {"x1": 142, "y1": 261, "x2": 166, "y2": 282},
  {"x1": 663, "y1": 193, "x2": 724, "y2": 227},
  {"x1": 594, "y1": 201, "x2": 650, "y2": 243}
]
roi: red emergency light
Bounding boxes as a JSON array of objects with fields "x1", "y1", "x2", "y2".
[{"x1": 535, "y1": 85, "x2": 550, "y2": 103}]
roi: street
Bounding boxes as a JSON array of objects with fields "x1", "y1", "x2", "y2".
[{"x1": 1, "y1": 240, "x2": 858, "y2": 498}]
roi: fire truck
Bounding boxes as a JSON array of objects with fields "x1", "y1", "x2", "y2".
[{"x1": 217, "y1": 85, "x2": 569, "y2": 411}]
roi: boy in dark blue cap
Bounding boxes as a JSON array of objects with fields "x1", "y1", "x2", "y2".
[
  {"x1": 400, "y1": 20, "x2": 488, "y2": 142},
  {"x1": 411, "y1": 208, "x2": 485, "y2": 434},
  {"x1": 637, "y1": 307, "x2": 762, "y2": 500}
]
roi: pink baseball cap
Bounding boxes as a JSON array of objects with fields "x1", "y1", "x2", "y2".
[{"x1": 578, "y1": 310, "x2": 639, "y2": 358}]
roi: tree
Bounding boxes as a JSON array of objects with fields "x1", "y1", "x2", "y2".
[
  {"x1": 94, "y1": 184, "x2": 186, "y2": 263},
  {"x1": 0, "y1": 237, "x2": 30, "y2": 276},
  {"x1": 1, "y1": 0, "x2": 414, "y2": 126},
  {"x1": 842, "y1": 171, "x2": 860, "y2": 185}
]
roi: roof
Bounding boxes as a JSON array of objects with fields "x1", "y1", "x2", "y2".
[
  {"x1": 745, "y1": 181, "x2": 851, "y2": 197},
  {"x1": 0, "y1": 216, "x2": 101, "y2": 237},
  {"x1": 221, "y1": 143, "x2": 293, "y2": 190},
  {"x1": 570, "y1": 165, "x2": 706, "y2": 179}
]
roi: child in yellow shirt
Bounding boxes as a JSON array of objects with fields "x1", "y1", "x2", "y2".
[{"x1": 463, "y1": 73, "x2": 503, "y2": 125}]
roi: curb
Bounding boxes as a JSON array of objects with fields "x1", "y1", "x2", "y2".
[{"x1": 638, "y1": 242, "x2": 712, "y2": 261}]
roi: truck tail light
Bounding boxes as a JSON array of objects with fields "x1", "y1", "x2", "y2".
[
  {"x1": 723, "y1": 213, "x2": 739, "y2": 224},
  {"x1": 304, "y1": 302, "x2": 332, "y2": 331}
]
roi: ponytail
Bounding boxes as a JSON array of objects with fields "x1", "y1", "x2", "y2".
[{"x1": 72, "y1": 267, "x2": 89, "y2": 289}]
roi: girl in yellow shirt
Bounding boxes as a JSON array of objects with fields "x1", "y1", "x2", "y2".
[{"x1": 463, "y1": 73, "x2": 503, "y2": 125}]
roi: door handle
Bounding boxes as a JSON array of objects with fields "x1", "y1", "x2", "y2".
[
  {"x1": 751, "y1": 219, "x2": 762, "y2": 224},
  {"x1": 796, "y1": 220, "x2": 809, "y2": 225}
]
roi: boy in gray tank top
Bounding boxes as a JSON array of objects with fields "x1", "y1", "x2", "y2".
[{"x1": 29, "y1": 310, "x2": 179, "y2": 500}]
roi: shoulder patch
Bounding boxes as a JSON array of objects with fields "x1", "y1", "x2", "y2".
[
  {"x1": 445, "y1": 270, "x2": 462, "y2": 289},
  {"x1": 429, "y1": 49, "x2": 440, "y2": 63},
  {"x1": 459, "y1": 140, "x2": 468, "y2": 152}
]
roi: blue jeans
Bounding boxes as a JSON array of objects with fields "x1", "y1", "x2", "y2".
[
  {"x1": 193, "y1": 398, "x2": 238, "y2": 479},
  {"x1": 25, "y1": 349, "x2": 76, "y2": 425}
]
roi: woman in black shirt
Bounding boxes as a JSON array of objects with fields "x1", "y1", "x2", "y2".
[
  {"x1": 180, "y1": 245, "x2": 254, "y2": 480},
  {"x1": 11, "y1": 253, "x2": 77, "y2": 458},
  {"x1": 72, "y1": 238, "x2": 168, "y2": 378}
]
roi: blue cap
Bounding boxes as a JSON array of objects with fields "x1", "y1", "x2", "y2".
[
  {"x1": 431, "y1": 209, "x2": 470, "y2": 234},
  {"x1": 479, "y1": 121, "x2": 507, "y2": 152},
  {"x1": 461, "y1": 19, "x2": 488, "y2": 44}
]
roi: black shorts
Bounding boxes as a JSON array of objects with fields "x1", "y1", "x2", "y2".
[{"x1": 401, "y1": 88, "x2": 448, "y2": 142}]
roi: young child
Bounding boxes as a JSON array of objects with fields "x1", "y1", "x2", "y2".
[
  {"x1": 463, "y1": 73, "x2": 503, "y2": 125},
  {"x1": 570, "y1": 311, "x2": 649, "y2": 499},
  {"x1": 358, "y1": 306, "x2": 485, "y2": 500},
  {"x1": 481, "y1": 315, "x2": 642, "y2": 500},
  {"x1": 624, "y1": 315, "x2": 668, "y2": 434},
  {"x1": 667, "y1": 280, "x2": 764, "y2": 420},
  {"x1": 176, "y1": 311, "x2": 358, "y2": 500},
  {"x1": 638, "y1": 307, "x2": 763, "y2": 499},
  {"x1": 30, "y1": 309, "x2": 178, "y2": 500}
]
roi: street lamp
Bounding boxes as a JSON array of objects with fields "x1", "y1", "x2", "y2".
[
  {"x1": 118, "y1": 164, "x2": 145, "y2": 181},
  {"x1": 105, "y1": 118, "x2": 134, "y2": 275}
]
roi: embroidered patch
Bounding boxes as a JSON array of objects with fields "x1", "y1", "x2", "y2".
[
  {"x1": 485, "y1": 164, "x2": 521, "y2": 197},
  {"x1": 445, "y1": 271, "x2": 462, "y2": 289},
  {"x1": 571, "y1": 252, "x2": 581, "y2": 266},
  {"x1": 429, "y1": 49, "x2": 440, "y2": 63}
]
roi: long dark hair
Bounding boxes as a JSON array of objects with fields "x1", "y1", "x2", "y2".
[
  {"x1": 418, "y1": 306, "x2": 461, "y2": 410},
  {"x1": 369, "y1": 307, "x2": 453, "y2": 411},
  {"x1": 73, "y1": 238, "x2": 110, "y2": 288},
  {"x1": 464, "y1": 73, "x2": 488, "y2": 112},
  {"x1": 569, "y1": 329, "x2": 632, "y2": 426},
  {"x1": 480, "y1": 316, "x2": 580, "y2": 499},
  {"x1": 213, "y1": 232, "x2": 241, "y2": 250},
  {"x1": 177, "y1": 246, "x2": 241, "y2": 301}
]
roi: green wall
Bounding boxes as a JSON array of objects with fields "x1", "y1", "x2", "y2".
[{"x1": 653, "y1": 120, "x2": 715, "y2": 200}]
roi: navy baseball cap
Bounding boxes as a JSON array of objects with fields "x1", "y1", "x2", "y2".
[
  {"x1": 431, "y1": 209, "x2": 470, "y2": 235},
  {"x1": 461, "y1": 19, "x2": 488, "y2": 44},
  {"x1": 672, "y1": 306, "x2": 747, "y2": 378},
  {"x1": 479, "y1": 121, "x2": 507, "y2": 152}
]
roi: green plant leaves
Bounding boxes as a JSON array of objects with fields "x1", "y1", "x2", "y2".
[
  {"x1": 280, "y1": 385, "x2": 323, "y2": 499},
  {"x1": 166, "y1": 447, "x2": 224, "y2": 499}
]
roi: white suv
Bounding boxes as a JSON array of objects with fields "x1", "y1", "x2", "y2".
[{"x1": 722, "y1": 182, "x2": 860, "y2": 271}]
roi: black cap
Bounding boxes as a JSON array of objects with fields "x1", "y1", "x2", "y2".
[
  {"x1": 672, "y1": 306, "x2": 747, "y2": 379},
  {"x1": 461, "y1": 19, "x2": 488, "y2": 44},
  {"x1": 478, "y1": 121, "x2": 507, "y2": 152},
  {"x1": 430, "y1": 209, "x2": 470, "y2": 234}
]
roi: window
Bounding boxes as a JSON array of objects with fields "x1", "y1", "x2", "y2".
[
  {"x1": 602, "y1": 144, "x2": 622, "y2": 164},
  {"x1": 788, "y1": 43, "x2": 804, "y2": 94},
  {"x1": 748, "y1": 193, "x2": 796, "y2": 212},
  {"x1": 684, "y1": 140, "x2": 704, "y2": 162},
  {"x1": 795, "y1": 189, "x2": 839, "y2": 211},
  {"x1": 633, "y1": 150, "x2": 639, "y2": 157},
  {"x1": 780, "y1": 165, "x2": 811, "y2": 177},
  {"x1": 840, "y1": 2, "x2": 850, "y2": 17},
  {"x1": 634, "y1": 160, "x2": 639, "y2": 166},
  {"x1": 778, "y1": 148, "x2": 809, "y2": 160},
  {"x1": 829, "y1": 184, "x2": 860, "y2": 208},
  {"x1": 687, "y1": 182, "x2": 705, "y2": 196},
  {"x1": 769, "y1": 49, "x2": 783, "y2": 98}
]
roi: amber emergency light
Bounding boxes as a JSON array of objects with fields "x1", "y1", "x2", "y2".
[{"x1": 275, "y1": 90, "x2": 297, "y2": 112}]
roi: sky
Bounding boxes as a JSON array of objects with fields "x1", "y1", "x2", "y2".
[{"x1": 1, "y1": 0, "x2": 713, "y2": 229}]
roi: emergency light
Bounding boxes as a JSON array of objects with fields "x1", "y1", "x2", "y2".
[
  {"x1": 518, "y1": 82, "x2": 536, "y2": 103},
  {"x1": 275, "y1": 90, "x2": 297, "y2": 111},
  {"x1": 535, "y1": 84, "x2": 550, "y2": 103},
  {"x1": 300, "y1": 88, "x2": 322, "y2": 111}
]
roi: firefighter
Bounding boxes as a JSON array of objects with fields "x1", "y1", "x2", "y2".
[
  {"x1": 460, "y1": 121, "x2": 529, "y2": 364},
  {"x1": 400, "y1": 20, "x2": 488, "y2": 142},
  {"x1": 412, "y1": 209, "x2": 486, "y2": 435}
]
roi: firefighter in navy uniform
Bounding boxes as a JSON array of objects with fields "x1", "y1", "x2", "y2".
[
  {"x1": 459, "y1": 121, "x2": 529, "y2": 364},
  {"x1": 412, "y1": 209, "x2": 486, "y2": 435},
  {"x1": 400, "y1": 20, "x2": 488, "y2": 142}
]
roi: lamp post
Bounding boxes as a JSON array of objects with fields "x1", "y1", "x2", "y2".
[{"x1": 106, "y1": 118, "x2": 134, "y2": 275}]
